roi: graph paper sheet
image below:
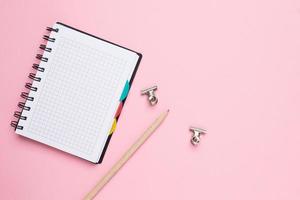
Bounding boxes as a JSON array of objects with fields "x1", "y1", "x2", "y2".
[{"x1": 16, "y1": 23, "x2": 141, "y2": 163}]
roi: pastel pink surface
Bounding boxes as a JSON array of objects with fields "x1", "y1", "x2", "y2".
[{"x1": 1, "y1": 0, "x2": 300, "y2": 199}]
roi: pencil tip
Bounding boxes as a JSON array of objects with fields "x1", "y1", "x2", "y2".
[{"x1": 167, "y1": 109, "x2": 170, "y2": 112}]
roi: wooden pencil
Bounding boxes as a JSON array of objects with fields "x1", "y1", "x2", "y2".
[{"x1": 83, "y1": 110, "x2": 170, "y2": 200}]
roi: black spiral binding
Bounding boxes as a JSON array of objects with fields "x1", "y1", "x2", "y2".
[{"x1": 10, "y1": 26, "x2": 59, "y2": 130}]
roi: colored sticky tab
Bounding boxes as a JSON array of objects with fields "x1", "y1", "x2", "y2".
[
  {"x1": 115, "y1": 102, "x2": 123, "y2": 118},
  {"x1": 120, "y1": 80, "x2": 130, "y2": 101},
  {"x1": 109, "y1": 119, "x2": 117, "y2": 135}
]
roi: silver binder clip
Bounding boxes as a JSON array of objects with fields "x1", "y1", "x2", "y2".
[
  {"x1": 189, "y1": 127, "x2": 206, "y2": 146},
  {"x1": 141, "y1": 85, "x2": 158, "y2": 106}
]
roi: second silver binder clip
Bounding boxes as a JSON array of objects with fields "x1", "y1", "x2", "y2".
[{"x1": 189, "y1": 127, "x2": 206, "y2": 146}]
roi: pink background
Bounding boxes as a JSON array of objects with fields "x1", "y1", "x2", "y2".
[{"x1": 1, "y1": 0, "x2": 300, "y2": 199}]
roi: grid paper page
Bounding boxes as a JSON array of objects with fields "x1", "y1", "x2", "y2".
[{"x1": 17, "y1": 23, "x2": 140, "y2": 162}]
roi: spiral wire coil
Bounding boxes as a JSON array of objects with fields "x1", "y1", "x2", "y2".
[{"x1": 10, "y1": 27, "x2": 58, "y2": 130}]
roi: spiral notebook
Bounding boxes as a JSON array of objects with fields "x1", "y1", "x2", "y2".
[{"x1": 11, "y1": 22, "x2": 142, "y2": 163}]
